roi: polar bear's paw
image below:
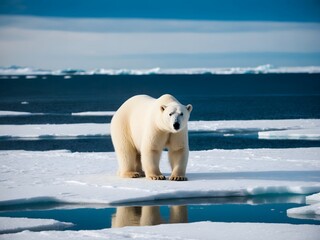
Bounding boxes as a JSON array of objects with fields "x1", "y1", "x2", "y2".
[
  {"x1": 169, "y1": 176, "x2": 188, "y2": 181},
  {"x1": 148, "y1": 175, "x2": 166, "y2": 180},
  {"x1": 121, "y1": 172, "x2": 143, "y2": 178}
]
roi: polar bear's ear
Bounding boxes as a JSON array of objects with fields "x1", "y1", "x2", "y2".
[
  {"x1": 186, "y1": 104, "x2": 193, "y2": 113},
  {"x1": 161, "y1": 105, "x2": 167, "y2": 112}
]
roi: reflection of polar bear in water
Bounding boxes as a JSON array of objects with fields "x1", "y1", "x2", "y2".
[
  {"x1": 111, "y1": 94, "x2": 192, "y2": 180},
  {"x1": 111, "y1": 206, "x2": 188, "y2": 228}
]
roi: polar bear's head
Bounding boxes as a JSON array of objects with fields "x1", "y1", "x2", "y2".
[{"x1": 160, "y1": 102, "x2": 192, "y2": 133}]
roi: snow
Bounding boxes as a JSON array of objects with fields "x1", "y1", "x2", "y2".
[
  {"x1": 1, "y1": 222, "x2": 319, "y2": 240},
  {"x1": 189, "y1": 119, "x2": 320, "y2": 140},
  {"x1": 1, "y1": 148, "x2": 320, "y2": 206},
  {"x1": 0, "y1": 123, "x2": 109, "y2": 139},
  {"x1": 287, "y1": 192, "x2": 320, "y2": 221},
  {"x1": 259, "y1": 128, "x2": 320, "y2": 140},
  {"x1": 0, "y1": 217, "x2": 74, "y2": 234},
  {"x1": 0, "y1": 111, "x2": 114, "y2": 117},
  {"x1": 0, "y1": 119, "x2": 319, "y2": 140},
  {"x1": 0, "y1": 66, "x2": 51, "y2": 75},
  {"x1": 71, "y1": 111, "x2": 115, "y2": 116},
  {"x1": 287, "y1": 204, "x2": 320, "y2": 221},
  {"x1": 307, "y1": 193, "x2": 320, "y2": 204},
  {"x1": 0, "y1": 111, "x2": 41, "y2": 117},
  {"x1": 1, "y1": 65, "x2": 320, "y2": 75}
]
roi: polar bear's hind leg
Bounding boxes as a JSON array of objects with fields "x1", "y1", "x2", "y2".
[{"x1": 111, "y1": 123, "x2": 142, "y2": 178}]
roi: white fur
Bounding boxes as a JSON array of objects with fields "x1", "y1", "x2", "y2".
[{"x1": 110, "y1": 94, "x2": 192, "y2": 180}]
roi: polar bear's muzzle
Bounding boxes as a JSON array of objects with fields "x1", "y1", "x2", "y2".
[{"x1": 173, "y1": 122, "x2": 180, "y2": 130}]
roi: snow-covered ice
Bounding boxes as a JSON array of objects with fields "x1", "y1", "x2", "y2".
[
  {"x1": 287, "y1": 203, "x2": 320, "y2": 221},
  {"x1": 0, "y1": 123, "x2": 108, "y2": 139},
  {"x1": 258, "y1": 128, "x2": 320, "y2": 140},
  {"x1": 0, "y1": 222, "x2": 319, "y2": 240},
  {"x1": 0, "y1": 217, "x2": 74, "y2": 234},
  {"x1": 1, "y1": 148, "x2": 320, "y2": 206},
  {"x1": 287, "y1": 192, "x2": 320, "y2": 221},
  {"x1": 307, "y1": 193, "x2": 320, "y2": 204},
  {"x1": 1, "y1": 65, "x2": 320, "y2": 75},
  {"x1": 71, "y1": 111, "x2": 115, "y2": 116},
  {"x1": 0, "y1": 111, "x2": 114, "y2": 117},
  {"x1": 0, "y1": 119, "x2": 319, "y2": 140},
  {"x1": 0, "y1": 111, "x2": 43, "y2": 117},
  {"x1": 1, "y1": 147, "x2": 320, "y2": 238}
]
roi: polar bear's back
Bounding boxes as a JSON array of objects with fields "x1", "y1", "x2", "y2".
[
  {"x1": 111, "y1": 95, "x2": 156, "y2": 150},
  {"x1": 110, "y1": 94, "x2": 179, "y2": 151},
  {"x1": 113, "y1": 94, "x2": 178, "y2": 119},
  {"x1": 115, "y1": 95, "x2": 154, "y2": 117}
]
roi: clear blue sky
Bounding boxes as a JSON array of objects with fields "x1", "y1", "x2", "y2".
[{"x1": 1, "y1": 0, "x2": 320, "y2": 69}]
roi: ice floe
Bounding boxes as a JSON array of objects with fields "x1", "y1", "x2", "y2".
[
  {"x1": 0, "y1": 148, "x2": 320, "y2": 206},
  {"x1": 0, "y1": 123, "x2": 108, "y2": 140},
  {"x1": 0, "y1": 111, "x2": 114, "y2": 118},
  {"x1": 1, "y1": 221, "x2": 319, "y2": 240},
  {"x1": 0, "y1": 111, "x2": 37, "y2": 117},
  {"x1": 258, "y1": 128, "x2": 320, "y2": 140},
  {"x1": 287, "y1": 192, "x2": 320, "y2": 221},
  {"x1": 0, "y1": 119, "x2": 319, "y2": 140},
  {"x1": 1, "y1": 65, "x2": 320, "y2": 76},
  {"x1": 71, "y1": 111, "x2": 116, "y2": 116},
  {"x1": 307, "y1": 193, "x2": 320, "y2": 204},
  {"x1": 287, "y1": 203, "x2": 320, "y2": 221},
  {"x1": 0, "y1": 217, "x2": 74, "y2": 234}
]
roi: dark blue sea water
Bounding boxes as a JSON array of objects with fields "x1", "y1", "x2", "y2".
[
  {"x1": 0, "y1": 73, "x2": 320, "y2": 151},
  {"x1": 1, "y1": 74, "x2": 320, "y2": 121}
]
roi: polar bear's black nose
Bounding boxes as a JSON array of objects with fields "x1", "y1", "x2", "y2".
[{"x1": 173, "y1": 122, "x2": 180, "y2": 130}]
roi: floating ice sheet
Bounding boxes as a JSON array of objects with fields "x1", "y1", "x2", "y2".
[
  {"x1": 1, "y1": 147, "x2": 320, "y2": 239},
  {"x1": 307, "y1": 193, "x2": 320, "y2": 204},
  {"x1": 1, "y1": 222, "x2": 319, "y2": 240},
  {"x1": 0, "y1": 111, "x2": 43, "y2": 117},
  {"x1": 1, "y1": 148, "x2": 320, "y2": 206},
  {"x1": 287, "y1": 192, "x2": 320, "y2": 221},
  {"x1": 287, "y1": 203, "x2": 320, "y2": 221},
  {"x1": 71, "y1": 111, "x2": 116, "y2": 116},
  {"x1": 0, "y1": 119, "x2": 319, "y2": 140},
  {"x1": 0, "y1": 111, "x2": 115, "y2": 117},
  {"x1": 0, "y1": 217, "x2": 74, "y2": 234},
  {"x1": 1, "y1": 65, "x2": 320, "y2": 75}
]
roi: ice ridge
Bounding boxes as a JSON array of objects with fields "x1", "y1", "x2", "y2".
[{"x1": 1, "y1": 65, "x2": 320, "y2": 76}]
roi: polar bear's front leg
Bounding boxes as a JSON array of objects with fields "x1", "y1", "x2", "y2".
[
  {"x1": 141, "y1": 149, "x2": 166, "y2": 180},
  {"x1": 168, "y1": 148, "x2": 188, "y2": 181}
]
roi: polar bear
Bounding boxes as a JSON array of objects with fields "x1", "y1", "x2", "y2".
[{"x1": 111, "y1": 94, "x2": 192, "y2": 181}]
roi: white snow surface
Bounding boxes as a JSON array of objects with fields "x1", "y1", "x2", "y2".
[
  {"x1": 1, "y1": 222, "x2": 319, "y2": 240},
  {"x1": 71, "y1": 111, "x2": 116, "y2": 116},
  {"x1": 307, "y1": 193, "x2": 320, "y2": 204},
  {"x1": 287, "y1": 192, "x2": 320, "y2": 220},
  {"x1": 1, "y1": 148, "x2": 320, "y2": 206},
  {"x1": 258, "y1": 128, "x2": 320, "y2": 140},
  {"x1": 0, "y1": 217, "x2": 74, "y2": 234},
  {"x1": 0, "y1": 111, "x2": 114, "y2": 117},
  {"x1": 0, "y1": 111, "x2": 43, "y2": 117},
  {"x1": 0, "y1": 119, "x2": 319, "y2": 140},
  {"x1": 0, "y1": 123, "x2": 108, "y2": 139},
  {"x1": 287, "y1": 203, "x2": 320, "y2": 221}
]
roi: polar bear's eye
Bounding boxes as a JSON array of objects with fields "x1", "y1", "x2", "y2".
[
  {"x1": 180, "y1": 113, "x2": 184, "y2": 116},
  {"x1": 169, "y1": 112, "x2": 174, "y2": 116}
]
